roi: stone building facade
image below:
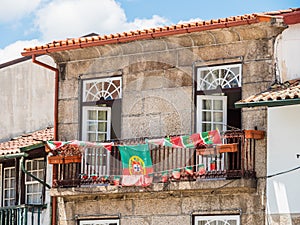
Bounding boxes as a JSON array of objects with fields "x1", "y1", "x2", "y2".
[{"x1": 21, "y1": 8, "x2": 299, "y2": 225}]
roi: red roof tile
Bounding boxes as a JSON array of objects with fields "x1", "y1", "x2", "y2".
[
  {"x1": 0, "y1": 127, "x2": 54, "y2": 155},
  {"x1": 21, "y1": 8, "x2": 300, "y2": 56},
  {"x1": 236, "y1": 80, "x2": 300, "y2": 107}
]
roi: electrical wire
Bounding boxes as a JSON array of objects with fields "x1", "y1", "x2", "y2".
[{"x1": 257, "y1": 165, "x2": 300, "y2": 179}]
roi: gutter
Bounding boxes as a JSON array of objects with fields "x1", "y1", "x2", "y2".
[
  {"x1": 21, "y1": 17, "x2": 268, "y2": 56},
  {"x1": 235, "y1": 98, "x2": 300, "y2": 108},
  {"x1": 31, "y1": 55, "x2": 58, "y2": 140},
  {"x1": 0, "y1": 152, "x2": 28, "y2": 160}
]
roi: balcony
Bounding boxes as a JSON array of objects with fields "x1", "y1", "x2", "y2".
[
  {"x1": 0, "y1": 204, "x2": 46, "y2": 225},
  {"x1": 48, "y1": 130, "x2": 264, "y2": 188}
]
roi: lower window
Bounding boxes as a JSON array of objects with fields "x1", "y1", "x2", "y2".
[
  {"x1": 25, "y1": 158, "x2": 45, "y2": 204},
  {"x1": 3, "y1": 167, "x2": 15, "y2": 206},
  {"x1": 194, "y1": 215, "x2": 240, "y2": 225},
  {"x1": 79, "y1": 219, "x2": 119, "y2": 225},
  {"x1": 197, "y1": 95, "x2": 227, "y2": 132},
  {"x1": 82, "y1": 106, "x2": 111, "y2": 142}
]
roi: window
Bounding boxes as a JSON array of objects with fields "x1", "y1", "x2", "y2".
[
  {"x1": 79, "y1": 219, "x2": 119, "y2": 225},
  {"x1": 25, "y1": 158, "x2": 45, "y2": 204},
  {"x1": 194, "y1": 215, "x2": 240, "y2": 225},
  {"x1": 3, "y1": 167, "x2": 16, "y2": 206},
  {"x1": 81, "y1": 77, "x2": 122, "y2": 141},
  {"x1": 81, "y1": 77, "x2": 122, "y2": 177},
  {"x1": 197, "y1": 64, "x2": 241, "y2": 91},
  {"x1": 197, "y1": 95, "x2": 227, "y2": 132},
  {"x1": 82, "y1": 107, "x2": 111, "y2": 142},
  {"x1": 82, "y1": 77, "x2": 122, "y2": 102},
  {"x1": 196, "y1": 64, "x2": 242, "y2": 132}
]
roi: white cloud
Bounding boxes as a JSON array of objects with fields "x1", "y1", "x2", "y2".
[
  {"x1": 1, "y1": 0, "x2": 171, "y2": 63},
  {"x1": 177, "y1": 18, "x2": 203, "y2": 24},
  {"x1": 0, "y1": 0, "x2": 41, "y2": 23},
  {"x1": 125, "y1": 15, "x2": 170, "y2": 31},
  {"x1": 0, "y1": 40, "x2": 42, "y2": 64},
  {"x1": 34, "y1": 0, "x2": 170, "y2": 41}
]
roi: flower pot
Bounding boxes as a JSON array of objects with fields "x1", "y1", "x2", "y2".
[
  {"x1": 217, "y1": 143, "x2": 238, "y2": 153},
  {"x1": 48, "y1": 155, "x2": 82, "y2": 164},
  {"x1": 244, "y1": 130, "x2": 265, "y2": 139},
  {"x1": 210, "y1": 161, "x2": 216, "y2": 171},
  {"x1": 196, "y1": 147, "x2": 218, "y2": 156}
]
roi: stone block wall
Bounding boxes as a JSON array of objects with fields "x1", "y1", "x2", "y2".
[
  {"x1": 53, "y1": 22, "x2": 284, "y2": 142},
  {"x1": 49, "y1": 21, "x2": 286, "y2": 225},
  {"x1": 54, "y1": 181, "x2": 263, "y2": 225}
]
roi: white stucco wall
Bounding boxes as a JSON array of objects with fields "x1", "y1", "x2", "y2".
[
  {"x1": 0, "y1": 55, "x2": 55, "y2": 141},
  {"x1": 276, "y1": 23, "x2": 300, "y2": 81},
  {"x1": 267, "y1": 104, "x2": 300, "y2": 215}
]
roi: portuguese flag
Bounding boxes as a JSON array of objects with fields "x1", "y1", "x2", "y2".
[
  {"x1": 147, "y1": 130, "x2": 221, "y2": 148},
  {"x1": 118, "y1": 144, "x2": 153, "y2": 186}
]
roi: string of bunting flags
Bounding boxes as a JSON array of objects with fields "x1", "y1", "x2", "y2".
[{"x1": 46, "y1": 129, "x2": 222, "y2": 187}]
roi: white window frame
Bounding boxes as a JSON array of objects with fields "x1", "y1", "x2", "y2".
[
  {"x1": 79, "y1": 219, "x2": 119, "y2": 225},
  {"x1": 82, "y1": 77, "x2": 122, "y2": 102},
  {"x1": 194, "y1": 215, "x2": 240, "y2": 225},
  {"x1": 196, "y1": 95, "x2": 227, "y2": 132},
  {"x1": 25, "y1": 158, "x2": 45, "y2": 204},
  {"x1": 82, "y1": 106, "x2": 111, "y2": 142},
  {"x1": 197, "y1": 64, "x2": 242, "y2": 91},
  {"x1": 3, "y1": 167, "x2": 16, "y2": 206}
]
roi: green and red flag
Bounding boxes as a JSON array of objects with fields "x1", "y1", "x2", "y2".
[
  {"x1": 118, "y1": 144, "x2": 153, "y2": 187},
  {"x1": 147, "y1": 130, "x2": 221, "y2": 148},
  {"x1": 46, "y1": 140, "x2": 112, "y2": 152}
]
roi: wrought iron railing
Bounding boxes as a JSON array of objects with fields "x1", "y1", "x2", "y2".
[
  {"x1": 0, "y1": 204, "x2": 46, "y2": 225},
  {"x1": 51, "y1": 130, "x2": 264, "y2": 188}
]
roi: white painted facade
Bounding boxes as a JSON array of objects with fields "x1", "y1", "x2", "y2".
[
  {"x1": 276, "y1": 23, "x2": 300, "y2": 82},
  {"x1": 267, "y1": 105, "x2": 300, "y2": 215},
  {"x1": 267, "y1": 22, "x2": 300, "y2": 222},
  {"x1": 0, "y1": 55, "x2": 55, "y2": 141}
]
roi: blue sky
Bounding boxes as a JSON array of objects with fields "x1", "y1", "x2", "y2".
[{"x1": 0, "y1": 0, "x2": 299, "y2": 63}]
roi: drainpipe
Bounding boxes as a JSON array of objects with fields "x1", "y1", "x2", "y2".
[
  {"x1": 20, "y1": 156, "x2": 51, "y2": 189},
  {"x1": 31, "y1": 54, "x2": 58, "y2": 225}
]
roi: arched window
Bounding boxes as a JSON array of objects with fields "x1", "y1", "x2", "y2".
[
  {"x1": 196, "y1": 64, "x2": 242, "y2": 132},
  {"x1": 83, "y1": 77, "x2": 122, "y2": 102},
  {"x1": 197, "y1": 64, "x2": 242, "y2": 91},
  {"x1": 194, "y1": 215, "x2": 240, "y2": 225}
]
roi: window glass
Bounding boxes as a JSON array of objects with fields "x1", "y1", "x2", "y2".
[
  {"x1": 82, "y1": 107, "x2": 111, "y2": 142},
  {"x1": 197, "y1": 95, "x2": 227, "y2": 132},
  {"x1": 194, "y1": 215, "x2": 240, "y2": 225},
  {"x1": 25, "y1": 158, "x2": 45, "y2": 204},
  {"x1": 3, "y1": 167, "x2": 15, "y2": 206},
  {"x1": 83, "y1": 77, "x2": 122, "y2": 102},
  {"x1": 197, "y1": 64, "x2": 242, "y2": 91}
]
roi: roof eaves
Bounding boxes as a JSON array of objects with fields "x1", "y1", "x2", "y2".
[
  {"x1": 20, "y1": 142, "x2": 45, "y2": 152},
  {"x1": 235, "y1": 98, "x2": 300, "y2": 108},
  {"x1": 21, "y1": 15, "x2": 267, "y2": 56}
]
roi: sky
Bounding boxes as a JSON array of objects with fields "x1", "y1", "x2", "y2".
[{"x1": 0, "y1": 0, "x2": 299, "y2": 64}]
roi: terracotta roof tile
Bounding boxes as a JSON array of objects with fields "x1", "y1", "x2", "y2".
[
  {"x1": 21, "y1": 8, "x2": 300, "y2": 56},
  {"x1": 237, "y1": 80, "x2": 300, "y2": 105},
  {"x1": 0, "y1": 127, "x2": 54, "y2": 155}
]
